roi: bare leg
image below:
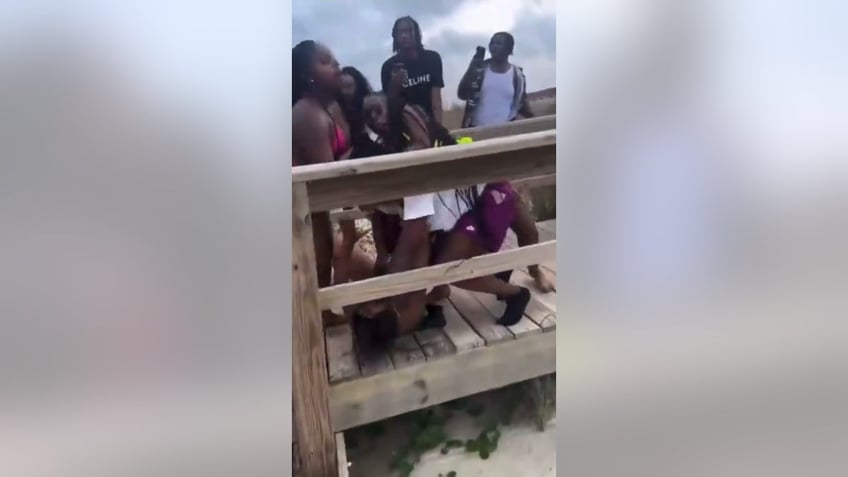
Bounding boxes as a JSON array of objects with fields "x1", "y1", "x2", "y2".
[
  {"x1": 331, "y1": 218, "x2": 360, "y2": 286},
  {"x1": 312, "y1": 212, "x2": 345, "y2": 326},
  {"x1": 436, "y1": 231, "x2": 531, "y2": 326},
  {"x1": 392, "y1": 237, "x2": 431, "y2": 335}
]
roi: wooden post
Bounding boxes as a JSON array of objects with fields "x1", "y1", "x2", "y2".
[{"x1": 292, "y1": 182, "x2": 337, "y2": 476}]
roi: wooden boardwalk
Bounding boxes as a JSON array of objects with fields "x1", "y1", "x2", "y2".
[{"x1": 323, "y1": 219, "x2": 557, "y2": 431}]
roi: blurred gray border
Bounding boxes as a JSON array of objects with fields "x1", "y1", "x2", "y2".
[{"x1": 282, "y1": 4, "x2": 294, "y2": 475}]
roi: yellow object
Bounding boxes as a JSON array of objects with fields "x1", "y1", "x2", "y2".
[{"x1": 457, "y1": 136, "x2": 473, "y2": 144}]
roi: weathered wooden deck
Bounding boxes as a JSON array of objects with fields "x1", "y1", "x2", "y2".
[
  {"x1": 324, "y1": 219, "x2": 557, "y2": 431},
  {"x1": 292, "y1": 117, "x2": 556, "y2": 476}
]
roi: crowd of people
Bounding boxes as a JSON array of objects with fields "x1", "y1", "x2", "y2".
[{"x1": 292, "y1": 16, "x2": 554, "y2": 350}]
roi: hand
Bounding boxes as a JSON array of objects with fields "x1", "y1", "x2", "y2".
[{"x1": 389, "y1": 67, "x2": 408, "y2": 94}]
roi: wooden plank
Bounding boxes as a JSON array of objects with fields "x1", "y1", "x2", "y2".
[
  {"x1": 328, "y1": 173, "x2": 555, "y2": 223},
  {"x1": 291, "y1": 182, "x2": 337, "y2": 477},
  {"x1": 414, "y1": 327, "x2": 456, "y2": 359},
  {"x1": 514, "y1": 173, "x2": 556, "y2": 190},
  {"x1": 331, "y1": 208, "x2": 366, "y2": 222},
  {"x1": 469, "y1": 290, "x2": 543, "y2": 339},
  {"x1": 389, "y1": 335, "x2": 426, "y2": 369},
  {"x1": 448, "y1": 287, "x2": 513, "y2": 345},
  {"x1": 452, "y1": 114, "x2": 556, "y2": 141},
  {"x1": 293, "y1": 129, "x2": 554, "y2": 183},
  {"x1": 506, "y1": 273, "x2": 557, "y2": 331},
  {"x1": 318, "y1": 241, "x2": 555, "y2": 310},
  {"x1": 325, "y1": 324, "x2": 360, "y2": 383},
  {"x1": 513, "y1": 268, "x2": 557, "y2": 314},
  {"x1": 304, "y1": 139, "x2": 555, "y2": 212},
  {"x1": 439, "y1": 299, "x2": 486, "y2": 353},
  {"x1": 328, "y1": 331, "x2": 556, "y2": 431},
  {"x1": 356, "y1": 344, "x2": 394, "y2": 378},
  {"x1": 336, "y1": 433, "x2": 349, "y2": 477},
  {"x1": 502, "y1": 230, "x2": 556, "y2": 275},
  {"x1": 537, "y1": 220, "x2": 556, "y2": 241}
]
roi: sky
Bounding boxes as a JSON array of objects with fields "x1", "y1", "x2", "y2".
[{"x1": 292, "y1": 0, "x2": 557, "y2": 107}]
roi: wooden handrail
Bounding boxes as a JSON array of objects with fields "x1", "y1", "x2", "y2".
[
  {"x1": 452, "y1": 114, "x2": 555, "y2": 141},
  {"x1": 317, "y1": 240, "x2": 555, "y2": 310},
  {"x1": 292, "y1": 129, "x2": 555, "y2": 183},
  {"x1": 329, "y1": 172, "x2": 555, "y2": 222},
  {"x1": 303, "y1": 130, "x2": 555, "y2": 212}
]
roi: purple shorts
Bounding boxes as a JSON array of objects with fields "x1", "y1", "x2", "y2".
[{"x1": 452, "y1": 182, "x2": 518, "y2": 253}]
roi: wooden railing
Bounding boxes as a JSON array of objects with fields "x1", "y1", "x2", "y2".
[
  {"x1": 328, "y1": 114, "x2": 556, "y2": 222},
  {"x1": 291, "y1": 117, "x2": 556, "y2": 477}
]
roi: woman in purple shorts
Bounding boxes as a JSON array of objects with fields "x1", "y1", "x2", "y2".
[
  {"x1": 356, "y1": 92, "x2": 532, "y2": 340},
  {"x1": 431, "y1": 181, "x2": 532, "y2": 326}
]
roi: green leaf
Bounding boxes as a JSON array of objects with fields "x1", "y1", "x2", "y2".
[
  {"x1": 445, "y1": 439, "x2": 464, "y2": 448},
  {"x1": 479, "y1": 448, "x2": 490, "y2": 460},
  {"x1": 447, "y1": 472, "x2": 457, "y2": 477},
  {"x1": 464, "y1": 439, "x2": 479, "y2": 452},
  {"x1": 441, "y1": 447, "x2": 449, "y2": 455}
]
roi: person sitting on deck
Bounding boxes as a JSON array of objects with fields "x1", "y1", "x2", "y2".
[
  {"x1": 352, "y1": 92, "x2": 532, "y2": 348},
  {"x1": 456, "y1": 31, "x2": 555, "y2": 293},
  {"x1": 291, "y1": 40, "x2": 359, "y2": 325}
]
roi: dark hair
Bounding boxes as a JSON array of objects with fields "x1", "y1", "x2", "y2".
[
  {"x1": 391, "y1": 16, "x2": 423, "y2": 52},
  {"x1": 339, "y1": 66, "x2": 373, "y2": 138},
  {"x1": 492, "y1": 31, "x2": 515, "y2": 55},
  {"x1": 369, "y1": 92, "x2": 490, "y2": 246},
  {"x1": 368, "y1": 92, "x2": 456, "y2": 153},
  {"x1": 292, "y1": 40, "x2": 318, "y2": 106}
]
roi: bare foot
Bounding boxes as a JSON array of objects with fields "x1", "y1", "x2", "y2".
[{"x1": 530, "y1": 268, "x2": 556, "y2": 293}]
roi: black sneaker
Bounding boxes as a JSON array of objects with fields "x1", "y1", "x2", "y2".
[{"x1": 495, "y1": 269, "x2": 514, "y2": 301}]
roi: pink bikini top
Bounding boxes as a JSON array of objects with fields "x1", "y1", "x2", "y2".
[{"x1": 331, "y1": 123, "x2": 348, "y2": 160}]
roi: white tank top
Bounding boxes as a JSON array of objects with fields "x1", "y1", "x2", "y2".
[{"x1": 473, "y1": 66, "x2": 514, "y2": 126}]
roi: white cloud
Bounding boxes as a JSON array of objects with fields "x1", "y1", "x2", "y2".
[{"x1": 423, "y1": 0, "x2": 554, "y2": 40}]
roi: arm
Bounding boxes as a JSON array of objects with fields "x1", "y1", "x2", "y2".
[
  {"x1": 516, "y1": 98, "x2": 535, "y2": 120},
  {"x1": 430, "y1": 52, "x2": 445, "y2": 124},
  {"x1": 431, "y1": 89, "x2": 443, "y2": 125},
  {"x1": 380, "y1": 60, "x2": 391, "y2": 94},
  {"x1": 293, "y1": 109, "x2": 334, "y2": 165},
  {"x1": 401, "y1": 107, "x2": 431, "y2": 151},
  {"x1": 387, "y1": 217, "x2": 430, "y2": 274},
  {"x1": 457, "y1": 58, "x2": 481, "y2": 101},
  {"x1": 388, "y1": 193, "x2": 435, "y2": 274},
  {"x1": 293, "y1": 109, "x2": 335, "y2": 287},
  {"x1": 514, "y1": 69, "x2": 534, "y2": 119}
]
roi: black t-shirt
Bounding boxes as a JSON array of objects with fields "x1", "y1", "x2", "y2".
[{"x1": 380, "y1": 49, "x2": 444, "y2": 119}]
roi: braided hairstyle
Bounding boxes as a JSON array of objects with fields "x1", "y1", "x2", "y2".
[{"x1": 391, "y1": 16, "x2": 424, "y2": 52}]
